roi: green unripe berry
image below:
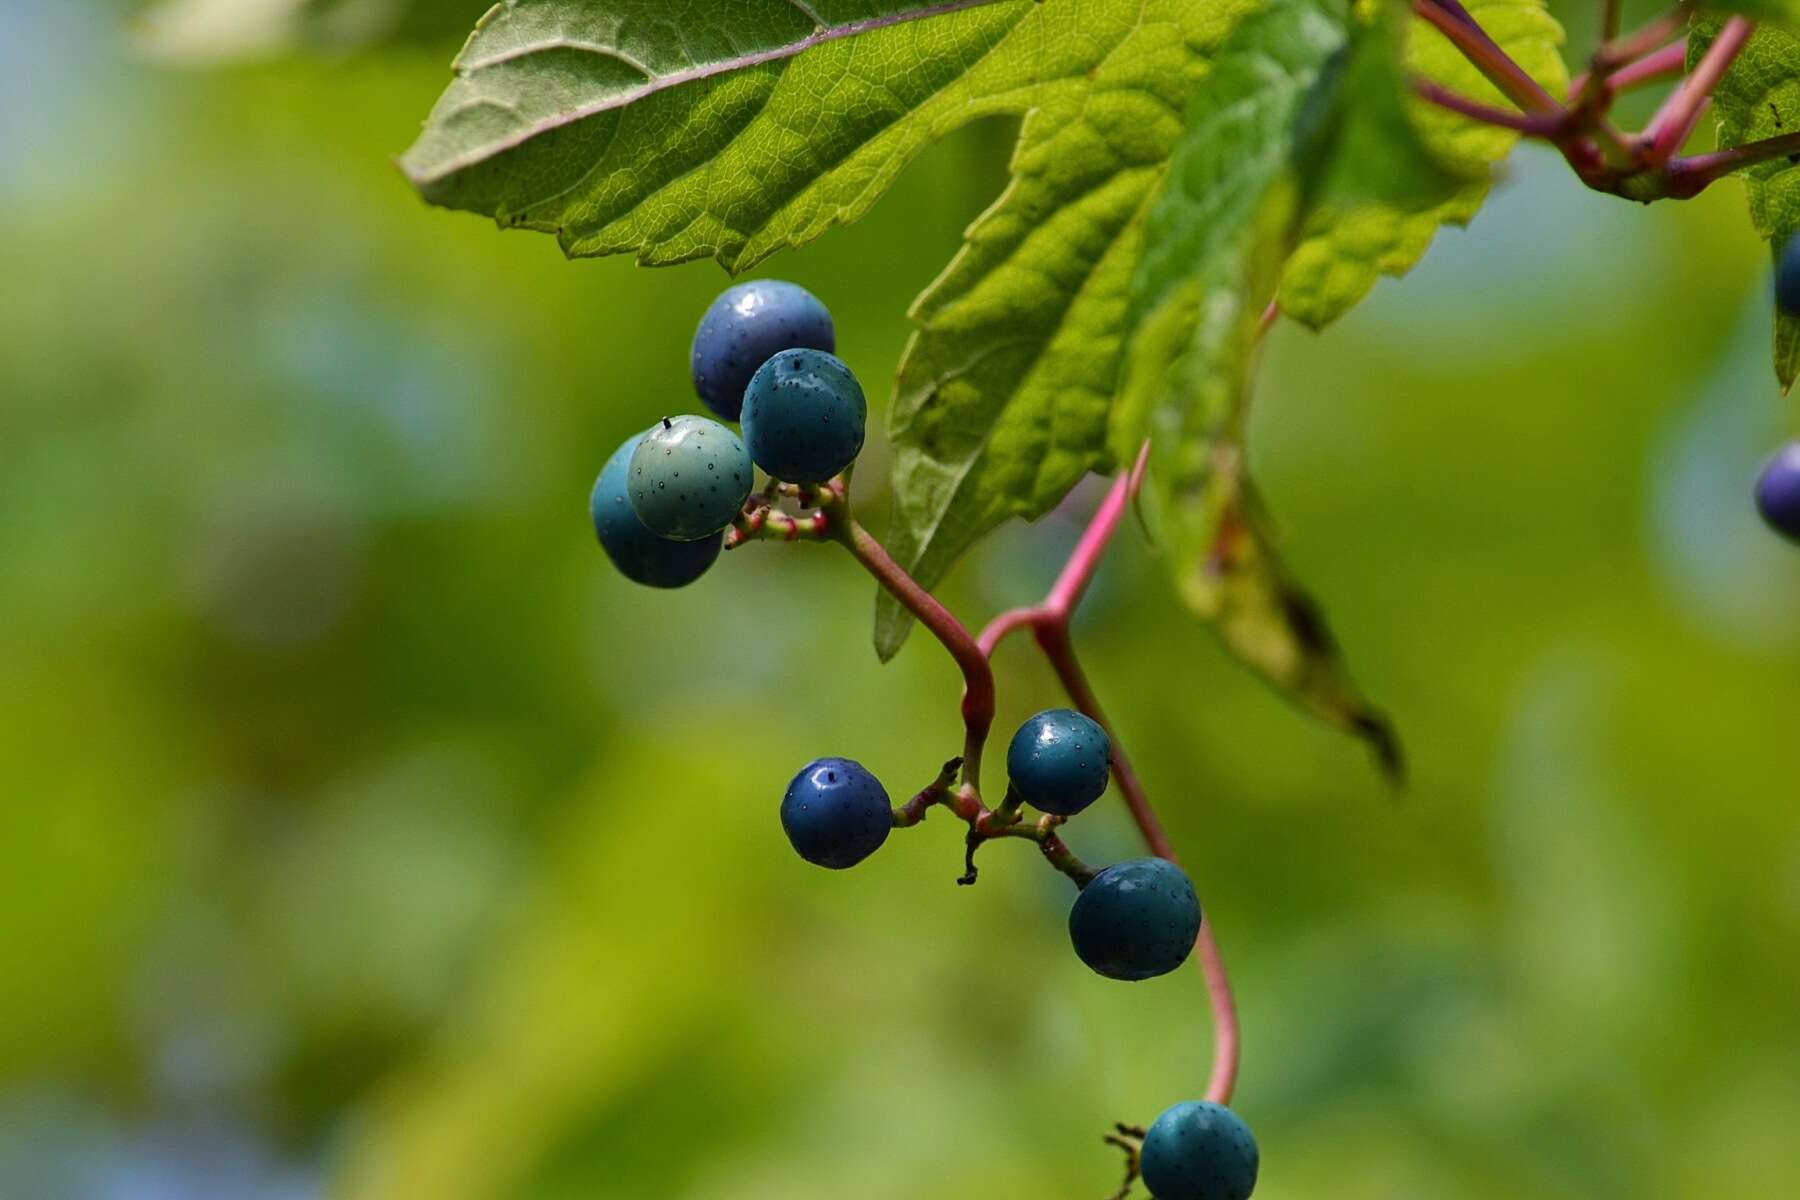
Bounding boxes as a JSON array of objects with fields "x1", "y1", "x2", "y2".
[{"x1": 627, "y1": 415, "x2": 753, "y2": 541}]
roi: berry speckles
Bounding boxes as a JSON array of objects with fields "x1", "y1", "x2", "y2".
[
  {"x1": 590, "y1": 431, "x2": 721, "y2": 588},
  {"x1": 1007, "y1": 708, "x2": 1111, "y2": 816},
  {"x1": 781, "y1": 757, "x2": 892, "y2": 870},
  {"x1": 691, "y1": 280, "x2": 835, "y2": 420},
  {"x1": 627, "y1": 414, "x2": 753, "y2": 541},
  {"x1": 1068, "y1": 857, "x2": 1201, "y2": 982},
  {"x1": 1139, "y1": 1101, "x2": 1259, "y2": 1200},
  {"x1": 741, "y1": 348, "x2": 867, "y2": 484}
]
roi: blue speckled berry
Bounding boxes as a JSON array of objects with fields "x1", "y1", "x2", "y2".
[
  {"x1": 591, "y1": 431, "x2": 721, "y2": 587},
  {"x1": 1006, "y1": 708, "x2": 1110, "y2": 816},
  {"x1": 1756, "y1": 441, "x2": 1800, "y2": 542},
  {"x1": 1068, "y1": 857, "x2": 1201, "y2": 982},
  {"x1": 1778, "y1": 232, "x2": 1800, "y2": 317},
  {"x1": 741, "y1": 348, "x2": 867, "y2": 483},
  {"x1": 692, "y1": 280, "x2": 836, "y2": 420},
  {"x1": 627, "y1": 415, "x2": 753, "y2": 541},
  {"x1": 1140, "y1": 1102, "x2": 1259, "y2": 1200},
  {"x1": 780, "y1": 757, "x2": 892, "y2": 870}
]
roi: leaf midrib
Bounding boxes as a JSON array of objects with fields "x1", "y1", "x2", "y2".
[{"x1": 404, "y1": 0, "x2": 1026, "y2": 187}]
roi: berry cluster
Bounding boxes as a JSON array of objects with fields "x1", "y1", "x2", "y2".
[
  {"x1": 588, "y1": 281, "x2": 1257, "y2": 1199},
  {"x1": 1760, "y1": 235, "x2": 1800, "y2": 544}
]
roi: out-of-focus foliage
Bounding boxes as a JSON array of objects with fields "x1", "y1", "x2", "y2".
[
  {"x1": 4, "y1": 3, "x2": 1800, "y2": 1199},
  {"x1": 133, "y1": 0, "x2": 488, "y2": 61}
]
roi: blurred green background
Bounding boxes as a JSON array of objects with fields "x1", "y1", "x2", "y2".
[{"x1": 4, "y1": 2, "x2": 1798, "y2": 1197}]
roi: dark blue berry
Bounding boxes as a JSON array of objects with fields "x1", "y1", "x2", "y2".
[
  {"x1": 780, "y1": 757, "x2": 892, "y2": 869},
  {"x1": 627, "y1": 415, "x2": 753, "y2": 541},
  {"x1": 1756, "y1": 441, "x2": 1800, "y2": 542},
  {"x1": 1140, "y1": 1102, "x2": 1259, "y2": 1200},
  {"x1": 692, "y1": 280, "x2": 836, "y2": 421},
  {"x1": 1777, "y1": 232, "x2": 1800, "y2": 317},
  {"x1": 591, "y1": 431, "x2": 721, "y2": 586},
  {"x1": 741, "y1": 348, "x2": 867, "y2": 483},
  {"x1": 1006, "y1": 708, "x2": 1110, "y2": 817},
  {"x1": 1068, "y1": 858, "x2": 1201, "y2": 982}
]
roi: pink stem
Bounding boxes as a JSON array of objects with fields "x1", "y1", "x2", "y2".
[
  {"x1": 1666, "y1": 129, "x2": 1800, "y2": 198},
  {"x1": 1594, "y1": 6, "x2": 1690, "y2": 72},
  {"x1": 1606, "y1": 40, "x2": 1688, "y2": 93},
  {"x1": 977, "y1": 606, "x2": 1042, "y2": 658},
  {"x1": 1413, "y1": 80, "x2": 1566, "y2": 135},
  {"x1": 835, "y1": 517, "x2": 995, "y2": 789},
  {"x1": 1034, "y1": 621, "x2": 1241, "y2": 1104},
  {"x1": 977, "y1": 449, "x2": 1242, "y2": 1105},
  {"x1": 1641, "y1": 16, "x2": 1753, "y2": 165},
  {"x1": 1412, "y1": 0, "x2": 1563, "y2": 114},
  {"x1": 1043, "y1": 443, "x2": 1152, "y2": 619}
]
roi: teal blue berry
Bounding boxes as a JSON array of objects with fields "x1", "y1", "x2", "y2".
[
  {"x1": 780, "y1": 757, "x2": 892, "y2": 869},
  {"x1": 627, "y1": 415, "x2": 753, "y2": 541},
  {"x1": 1068, "y1": 857, "x2": 1201, "y2": 982},
  {"x1": 1140, "y1": 1102, "x2": 1259, "y2": 1200},
  {"x1": 1006, "y1": 708, "x2": 1110, "y2": 816},
  {"x1": 741, "y1": 348, "x2": 867, "y2": 483},
  {"x1": 591, "y1": 431, "x2": 722, "y2": 587}
]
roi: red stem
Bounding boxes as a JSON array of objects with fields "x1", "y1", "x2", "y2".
[
  {"x1": 835, "y1": 516, "x2": 995, "y2": 789},
  {"x1": 1412, "y1": 0, "x2": 1562, "y2": 115},
  {"x1": 978, "y1": 451, "x2": 1241, "y2": 1105},
  {"x1": 1605, "y1": 40, "x2": 1688, "y2": 94},
  {"x1": 1593, "y1": 6, "x2": 1690, "y2": 73},
  {"x1": 1034, "y1": 622, "x2": 1241, "y2": 1104},
  {"x1": 1413, "y1": 80, "x2": 1565, "y2": 136},
  {"x1": 1641, "y1": 16, "x2": 1753, "y2": 165},
  {"x1": 1043, "y1": 443, "x2": 1151, "y2": 619},
  {"x1": 1666, "y1": 129, "x2": 1800, "y2": 198}
]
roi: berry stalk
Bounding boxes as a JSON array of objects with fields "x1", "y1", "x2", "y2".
[
  {"x1": 828, "y1": 510, "x2": 995, "y2": 790},
  {"x1": 979, "y1": 457, "x2": 1242, "y2": 1106},
  {"x1": 1639, "y1": 15, "x2": 1753, "y2": 165}
]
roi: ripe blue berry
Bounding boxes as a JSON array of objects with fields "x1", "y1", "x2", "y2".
[
  {"x1": 591, "y1": 431, "x2": 721, "y2": 586},
  {"x1": 692, "y1": 280, "x2": 836, "y2": 421},
  {"x1": 1756, "y1": 441, "x2": 1800, "y2": 542},
  {"x1": 1778, "y1": 232, "x2": 1800, "y2": 317},
  {"x1": 741, "y1": 348, "x2": 868, "y2": 483},
  {"x1": 1068, "y1": 857, "x2": 1201, "y2": 982},
  {"x1": 1140, "y1": 1102, "x2": 1260, "y2": 1200},
  {"x1": 1006, "y1": 708, "x2": 1110, "y2": 816},
  {"x1": 627, "y1": 415, "x2": 753, "y2": 541},
  {"x1": 780, "y1": 757, "x2": 892, "y2": 869}
]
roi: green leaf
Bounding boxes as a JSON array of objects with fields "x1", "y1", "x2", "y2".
[
  {"x1": 1704, "y1": 0, "x2": 1800, "y2": 29},
  {"x1": 1110, "y1": 0, "x2": 1416, "y2": 777},
  {"x1": 1278, "y1": 0, "x2": 1567, "y2": 328},
  {"x1": 872, "y1": 0, "x2": 1556, "y2": 658},
  {"x1": 872, "y1": 0, "x2": 1263, "y2": 658},
  {"x1": 399, "y1": 0, "x2": 1059, "y2": 269},
  {"x1": 1691, "y1": 14, "x2": 1800, "y2": 390}
]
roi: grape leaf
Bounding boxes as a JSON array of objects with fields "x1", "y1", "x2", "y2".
[
  {"x1": 1278, "y1": 0, "x2": 1567, "y2": 327},
  {"x1": 1705, "y1": 0, "x2": 1800, "y2": 28},
  {"x1": 872, "y1": 0, "x2": 1264, "y2": 658},
  {"x1": 398, "y1": 0, "x2": 1552, "y2": 763},
  {"x1": 871, "y1": 0, "x2": 1560, "y2": 656},
  {"x1": 1105, "y1": 0, "x2": 1469, "y2": 779},
  {"x1": 1691, "y1": 14, "x2": 1800, "y2": 391},
  {"x1": 400, "y1": 0, "x2": 1066, "y2": 268}
]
